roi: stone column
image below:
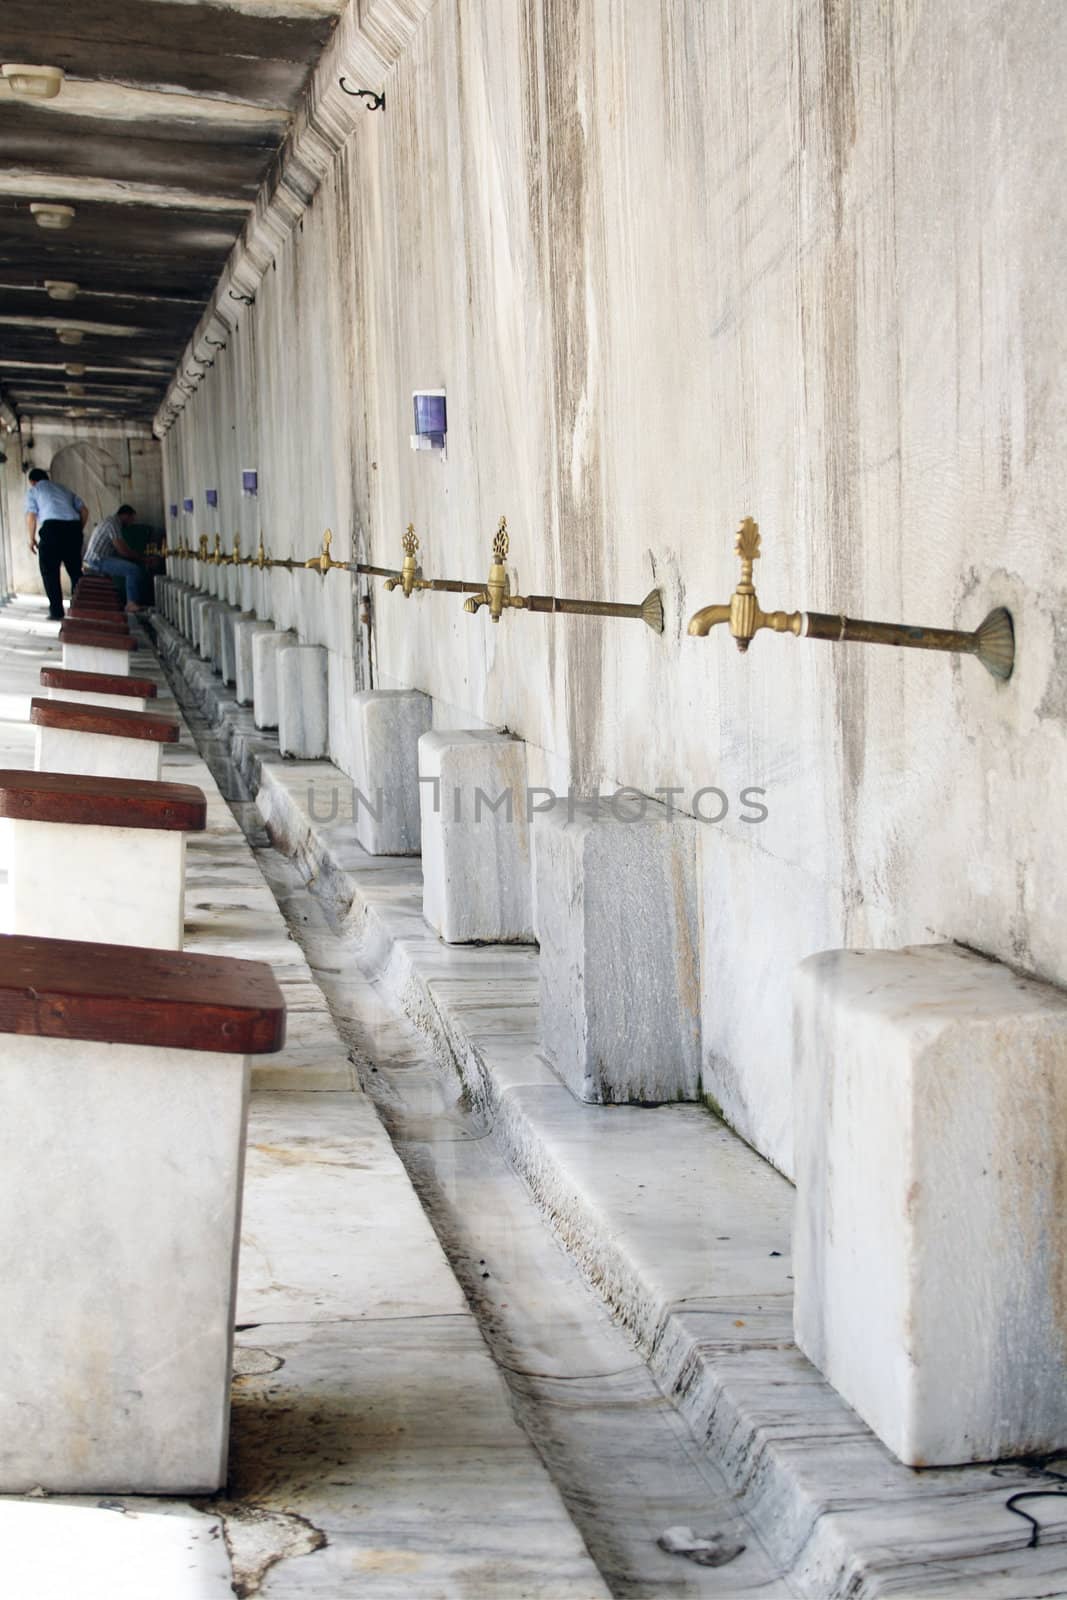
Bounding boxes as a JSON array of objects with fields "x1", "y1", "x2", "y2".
[
  {"x1": 349, "y1": 689, "x2": 431, "y2": 854},
  {"x1": 251, "y1": 629, "x2": 297, "y2": 730},
  {"x1": 793, "y1": 941, "x2": 1067, "y2": 1467},
  {"x1": 278, "y1": 645, "x2": 328, "y2": 758},
  {"x1": 418, "y1": 730, "x2": 534, "y2": 943},
  {"x1": 532, "y1": 795, "x2": 701, "y2": 1104}
]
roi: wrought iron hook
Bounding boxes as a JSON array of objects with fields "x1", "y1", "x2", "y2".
[
  {"x1": 205, "y1": 339, "x2": 226, "y2": 350},
  {"x1": 339, "y1": 79, "x2": 385, "y2": 110},
  {"x1": 228, "y1": 288, "x2": 255, "y2": 307}
]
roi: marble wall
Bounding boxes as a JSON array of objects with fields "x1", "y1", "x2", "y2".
[{"x1": 158, "y1": 0, "x2": 1067, "y2": 1175}]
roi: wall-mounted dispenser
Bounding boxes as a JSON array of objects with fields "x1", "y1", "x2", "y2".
[
  {"x1": 182, "y1": 497, "x2": 194, "y2": 514},
  {"x1": 411, "y1": 390, "x2": 446, "y2": 455},
  {"x1": 169, "y1": 504, "x2": 178, "y2": 519},
  {"x1": 242, "y1": 469, "x2": 258, "y2": 496},
  {"x1": 206, "y1": 489, "x2": 218, "y2": 508}
]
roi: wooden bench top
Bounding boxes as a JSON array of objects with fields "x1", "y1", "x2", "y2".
[
  {"x1": 60, "y1": 622, "x2": 136, "y2": 652},
  {"x1": 40, "y1": 667, "x2": 157, "y2": 699},
  {"x1": 31, "y1": 697, "x2": 180, "y2": 744},
  {"x1": 70, "y1": 601, "x2": 124, "y2": 615},
  {"x1": 62, "y1": 613, "x2": 130, "y2": 632},
  {"x1": 0, "y1": 769, "x2": 206, "y2": 831},
  {"x1": 0, "y1": 933, "x2": 286, "y2": 1053}
]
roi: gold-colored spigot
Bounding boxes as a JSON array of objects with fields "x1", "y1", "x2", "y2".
[
  {"x1": 229, "y1": 533, "x2": 241, "y2": 566},
  {"x1": 251, "y1": 534, "x2": 270, "y2": 570},
  {"x1": 304, "y1": 527, "x2": 348, "y2": 576},
  {"x1": 687, "y1": 518, "x2": 801, "y2": 651},
  {"x1": 464, "y1": 517, "x2": 528, "y2": 623},
  {"x1": 687, "y1": 517, "x2": 1015, "y2": 679},
  {"x1": 198, "y1": 533, "x2": 209, "y2": 562},
  {"x1": 384, "y1": 524, "x2": 429, "y2": 598},
  {"x1": 210, "y1": 533, "x2": 223, "y2": 566}
]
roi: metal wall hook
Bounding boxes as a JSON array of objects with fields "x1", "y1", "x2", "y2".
[
  {"x1": 204, "y1": 338, "x2": 226, "y2": 351},
  {"x1": 228, "y1": 288, "x2": 255, "y2": 307},
  {"x1": 339, "y1": 79, "x2": 385, "y2": 110}
]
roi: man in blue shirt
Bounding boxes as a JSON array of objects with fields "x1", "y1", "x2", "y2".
[{"x1": 24, "y1": 468, "x2": 89, "y2": 621}]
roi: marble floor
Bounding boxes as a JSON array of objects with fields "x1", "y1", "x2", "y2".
[
  {"x1": 6, "y1": 592, "x2": 1067, "y2": 1599},
  {"x1": 150, "y1": 603, "x2": 1067, "y2": 1600}
]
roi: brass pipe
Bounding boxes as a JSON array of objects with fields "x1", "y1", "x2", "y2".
[
  {"x1": 464, "y1": 517, "x2": 663, "y2": 631},
  {"x1": 687, "y1": 518, "x2": 1015, "y2": 680}
]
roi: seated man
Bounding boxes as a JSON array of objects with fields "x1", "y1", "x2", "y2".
[{"x1": 83, "y1": 504, "x2": 154, "y2": 612}]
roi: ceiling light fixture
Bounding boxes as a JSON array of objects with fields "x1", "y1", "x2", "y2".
[
  {"x1": 2, "y1": 63, "x2": 64, "y2": 100},
  {"x1": 31, "y1": 202, "x2": 75, "y2": 231},
  {"x1": 45, "y1": 279, "x2": 79, "y2": 301},
  {"x1": 56, "y1": 328, "x2": 83, "y2": 346}
]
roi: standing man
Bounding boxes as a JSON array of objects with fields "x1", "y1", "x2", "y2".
[
  {"x1": 24, "y1": 467, "x2": 89, "y2": 621},
  {"x1": 83, "y1": 504, "x2": 155, "y2": 612}
]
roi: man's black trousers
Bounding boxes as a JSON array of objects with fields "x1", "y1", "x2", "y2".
[{"x1": 38, "y1": 519, "x2": 84, "y2": 619}]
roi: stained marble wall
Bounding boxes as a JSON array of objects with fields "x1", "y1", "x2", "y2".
[{"x1": 159, "y1": 0, "x2": 1067, "y2": 1175}]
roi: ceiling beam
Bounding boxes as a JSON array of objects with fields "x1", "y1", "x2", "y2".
[{"x1": 0, "y1": 172, "x2": 254, "y2": 212}]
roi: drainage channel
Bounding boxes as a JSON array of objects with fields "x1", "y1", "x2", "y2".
[{"x1": 171, "y1": 681, "x2": 793, "y2": 1600}]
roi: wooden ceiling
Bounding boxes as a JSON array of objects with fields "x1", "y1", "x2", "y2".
[{"x1": 0, "y1": 0, "x2": 345, "y2": 424}]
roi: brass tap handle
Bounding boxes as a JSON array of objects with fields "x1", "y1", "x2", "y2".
[
  {"x1": 304, "y1": 527, "x2": 348, "y2": 576},
  {"x1": 385, "y1": 523, "x2": 427, "y2": 597},
  {"x1": 463, "y1": 515, "x2": 528, "y2": 622},
  {"x1": 687, "y1": 518, "x2": 802, "y2": 650},
  {"x1": 252, "y1": 535, "x2": 269, "y2": 570},
  {"x1": 198, "y1": 534, "x2": 209, "y2": 562},
  {"x1": 211, "y1": 533, "x2": 223, "y2": 566}
]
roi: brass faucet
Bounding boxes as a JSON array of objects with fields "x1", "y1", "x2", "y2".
[
  {"x1": 304, "y1": 527, "x2": 349, "y2": 577},
  {"x1": 464, "y1": 518, "x2": 531, "y2": 622},
  {"x1": 687, "y1": 518, "x2": 1015, "y2": 679},
  {"x1": 464, "y1": 516, "x2": 664, "y2": 631},
  {"x1": 209, "y1": 533, "x2": 223, "y2": 566},
  {"x1": 249, "y1": 534, "x2": 270, "y2": 570},
  {"x1": 220, "y1": 532, "x2": 241, "y2": 566},
  {"x1": 197, "y1": 534, "x2": 210, "y2": 562},
  {"x1": 384, "y1": 525, "x2": 431, "y2": 597}
]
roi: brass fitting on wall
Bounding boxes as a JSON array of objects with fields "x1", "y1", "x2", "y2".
[
  {"x1": 249, "y1": 535, "x2": 270, "y2": 570},
  {"x1": 304, "y1": 527, "x2": 349, "y2": 577},
  {"x1": 384, "y1": 525, "x2": 430, "y2": 598},
  {"x1": 463, "y1": 518, "x2": 529, "y2": 622},
  {"x1": 687, "y1": 517, "x2": 1015, "y2": 679},
  {"x1": 197, "y1": 534, "x2": 210, "y2": 562},
  {"x1": 464, "y1": 516, "x2": 664, "y2": 631}
]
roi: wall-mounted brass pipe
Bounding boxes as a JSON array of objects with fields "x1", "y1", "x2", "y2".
[
  {"x1": 687, "y1": 518, "x2": 1015, "y2": 680},
  {"x1": 463, "y1": 517, "x2": 664, "y2": 632}
]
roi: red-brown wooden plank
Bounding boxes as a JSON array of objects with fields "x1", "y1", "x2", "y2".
[
  {"x1": 59, "y1": 623, "x2": 136, "y2": 651},
  {"x1": 0, "y1": 933, "x2": 286, "y2": 1054},
  {"x1": 30, "y1": 697, "x2": 179, "y2": 744},
  {"x1": 40, "y1": 668, "x2": 157, "y2": 699},
  {"x1": 0, "y1": 769, "x2": 206, "y2": 831}
]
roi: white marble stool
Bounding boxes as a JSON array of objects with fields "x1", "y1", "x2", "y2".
[
  {"x1": 234, "y1": 618, "x2": 272, "y2": 705},
  {"x1": 40, "y1": 665, "x2": 157, "y2": 714},
  {"x1": 0, "y1": 930, "x2": 286, "y2": 1493},
  {"x1": 794, "y1": 942, "x2": 1067, "y2": 1466},
  {"x1": 278, "y1": 644, "x2": 328, "y2": 758},
  {"x1": 31, "y1": 696, "x2": 179, "y2": 783},
  {"x1": 252, "y1": 629, "x2": 297, "y2": 730},
  {"x1": 219, "y1": 608, "x2": 254, "y2": 685},
  {"x1": 532, "y1": 796, "x2": 702, "y2": 1103},
  {"x1": 59, "y1": 620, "x2": 135, "y2": 677},
  {"x1": 350, "y1": 689, "x2": 431, "y2": 853},
  {"x1": 0, "y1": 769, "x2": 206, "y2": 950},
  {"x1": 419, "y1": 729, "x2": 534, "y2": 943}
]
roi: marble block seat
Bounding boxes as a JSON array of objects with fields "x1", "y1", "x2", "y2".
[
  {"x1": 0, "y1": 930, "x2": 286, "y2": 1494},
  {"x1": 794, "y1": 942, "x2": 1067, "y2": 1466},
  {"x1": 31, "y1": 697, "x2": 179, "y2": 783},
  {"x1": 40, "y1": 666, "x2": 157, "y2": 714},
  {"x1": 60, "y1": 620, "x2": 136, "y2": 677},
  {"x1": 0, "y1": 769, "x2": 206, "y2": 951}
]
